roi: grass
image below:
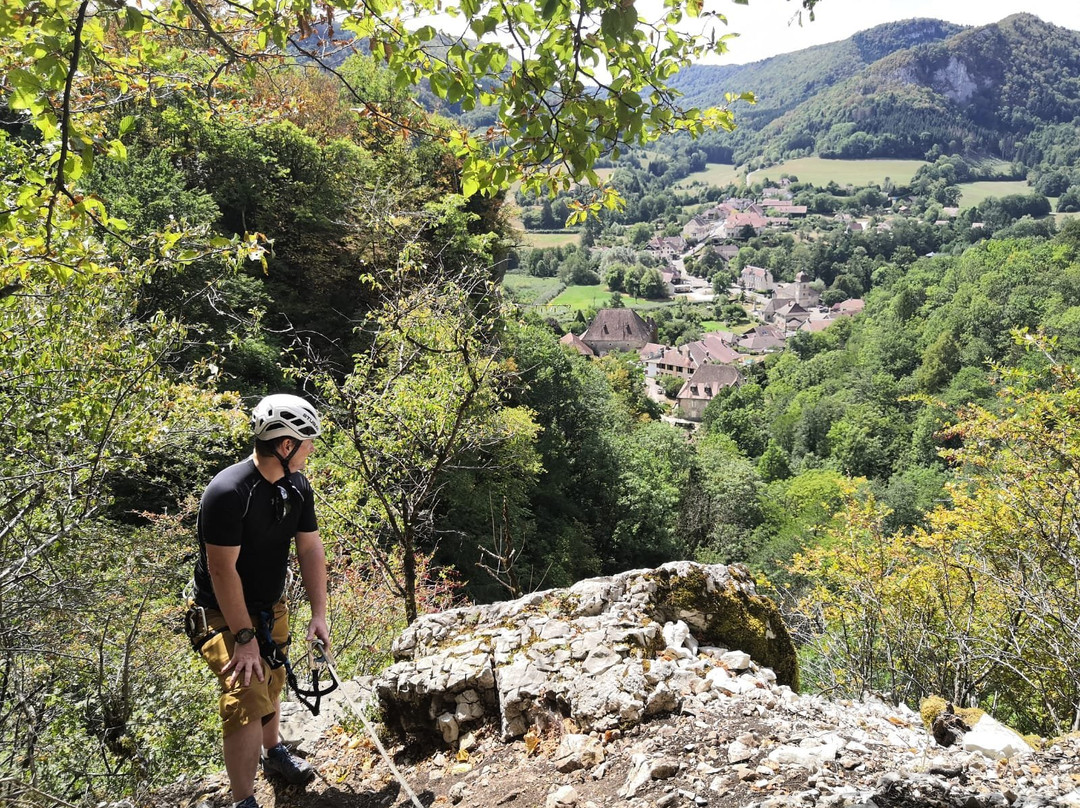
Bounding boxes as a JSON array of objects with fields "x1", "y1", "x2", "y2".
[
  {"x1": 501, "y1": 274, "x2": 565, "y2": 306},
  {"x1": 544, "y1": 285, "x2": 681, "y2": 313},
  {"x1": 675, "y1": 163, "x2": 744, "y2": 189},
  {"x1": 956, "y1": 180, "x2": 1033, "y2": 209},
  {"x1": 521, "y1": 231, "x2": 581, "y2": 249},
  {"x1": 747, "y1": 156, "x2": 928, "y2": 188},
  {"x1": 548, "y1": 284, "x2": 611, "y2": 310},
  {"x1": 970, "y1": 158, "x2": 1017, "y2": 177}
]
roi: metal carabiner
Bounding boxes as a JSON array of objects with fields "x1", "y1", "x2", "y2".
[{"x1": 288, "y1": 638, "x2": 339, "y2": 716}]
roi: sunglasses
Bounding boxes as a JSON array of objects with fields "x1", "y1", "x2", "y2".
[{"x1": 273, "y1": 483, "x2": 293, "y2": 523}]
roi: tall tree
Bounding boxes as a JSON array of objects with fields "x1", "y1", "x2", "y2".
[
  {"x1": 315, "y1": 244, "x2": 539, "y2": 623},
  {"x1": 2, "y1": 0, "x2": 750, "y2": 286}
]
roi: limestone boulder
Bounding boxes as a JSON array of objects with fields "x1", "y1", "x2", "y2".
[{"x1": 374, "y1": 561, "x2": 797, "y2": 744}]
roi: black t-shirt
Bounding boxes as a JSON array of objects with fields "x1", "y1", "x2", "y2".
[{"x1": 192, "y1": 458, "x2": 318, "y2": 612}]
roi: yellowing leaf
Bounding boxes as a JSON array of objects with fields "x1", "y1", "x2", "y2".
[{"x1": 523, "y1": 729, "x2": 540, "y2": 756}]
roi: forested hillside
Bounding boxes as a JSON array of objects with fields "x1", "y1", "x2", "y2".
[
  {"x1": 669, "y1": 18, "x2": 963, "y2": 161},
  {"x1": 6, "y1": 2, "x2": 1080, "y2": 806},
  {"x1": 672, "y1": 13, "x2": 1080, "y2": 168}
]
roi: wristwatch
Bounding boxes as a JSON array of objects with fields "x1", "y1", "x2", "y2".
[{"x1": 235, "y1": 627, "x2": 256, "y2": 645}]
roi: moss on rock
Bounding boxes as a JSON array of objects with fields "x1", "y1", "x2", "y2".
[
  {"x1": 919, "y1": 695, "x2": 985, "y2": 731},
  {"x1": 652, "y1": 565, "x2": 799, "y2": 690}
]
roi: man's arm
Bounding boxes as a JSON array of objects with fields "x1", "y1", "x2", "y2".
[
  {"x1": 295, "y1": 530, "x2": 329, "y2": 647},
  {"x1": 206, "y1": 543, "x2": 264, "y2": 686}
]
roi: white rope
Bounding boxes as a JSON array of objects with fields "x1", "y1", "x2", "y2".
[{"x1": 313, "y1": 642, "x2": 426, "y2": 808}]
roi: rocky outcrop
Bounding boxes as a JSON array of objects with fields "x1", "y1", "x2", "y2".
[
  {"x1": 931, "y1": 56, "x2": 980, "y2": 104},
  {"x1": 154, "y1": 562, "x2": 1080, "y2": 808},
  {"x1": 374, "y1": 562, "x2": 797, "y2": 745}
]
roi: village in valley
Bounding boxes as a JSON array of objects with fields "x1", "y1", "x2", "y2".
[{"x1": 550, "y1": 190, "x2": 868, "y2": 426}]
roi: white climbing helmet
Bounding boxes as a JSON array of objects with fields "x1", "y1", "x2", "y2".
[{"x1": 251, "y1": 394, "x2": 321, "y2": 441}]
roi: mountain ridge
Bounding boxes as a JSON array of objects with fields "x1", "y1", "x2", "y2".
[{"x1": 674, "y1": 13, "x2": 1080, "y2": 168}]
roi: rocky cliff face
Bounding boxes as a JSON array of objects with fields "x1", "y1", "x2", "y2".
[{"x1": 150, "y1": 563, "x2": 1080, "y2": 808}]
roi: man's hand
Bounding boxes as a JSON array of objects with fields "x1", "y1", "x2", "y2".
[
  {"x1": 222, "y1": 639, "x2": 265, "y2": 688},
  {"x1": 307, "y1": 615, "x2": 330, "y2": 650}
]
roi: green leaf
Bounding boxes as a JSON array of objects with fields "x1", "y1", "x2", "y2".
[
  {"x1": 8, "y1": 68, "x2": 42, "y2": 113},
  {"x1": 106, "y1": 139, "x2": 128, "y2": 160},
  {"x1": 124, "y1": 6, "x2": 145, "y2": 32}
]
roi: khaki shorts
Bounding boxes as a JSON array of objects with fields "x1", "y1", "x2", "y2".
[{"x1": 195, "y1": 599, "x2": 290, "y2": 737}]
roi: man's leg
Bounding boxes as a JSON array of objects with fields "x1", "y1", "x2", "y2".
[
  {"x1": 260, "y1": 693, "x2": 315, "y2": 784},
  {"x1": 223, "y1": 719, "x2": 262, "y2": 803},
  {"x1": 261, "y1": 696, "x2": 281, "y2": 751}
]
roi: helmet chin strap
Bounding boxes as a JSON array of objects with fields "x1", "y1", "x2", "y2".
[{"x1": 272, "y1": 439, "x2": 301, "y2": 482}]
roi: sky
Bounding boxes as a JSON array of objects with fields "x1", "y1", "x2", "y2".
[{"x1": 697, "y1": 0, "x2": 1080, "y2": 65}]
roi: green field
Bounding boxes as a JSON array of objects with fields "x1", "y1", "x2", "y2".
[
  {"x1": 956, "y1": 180, "x2": 1033, "y2": 209},
  {"x1": 521, "y1": 230, "x2": 581, "y2": 248},
  {"x1": 543, "y1": 287, "x2": 673, "y2": 312},
  {"x1": 501, "y1": 274, "x2": 564, "y2": 305},
  {"x1": 675, "y1": 163, "x2": 744, "y2": 189},
  {"x1": 548, "y1": 284, "x2": 612, "y2": 310},
  {"x1": 748, "y1": 157, "x2": 928, "y2": 187}
]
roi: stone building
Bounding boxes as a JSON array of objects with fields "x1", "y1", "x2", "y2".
[{"x1": 581, "y1": 308, "x2": 657, "y2": 356}]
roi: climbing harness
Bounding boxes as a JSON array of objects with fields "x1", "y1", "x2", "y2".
[
  {"x1": 255, "y1": 610, "x2": 339, "y2": 716},
  {"x1": 309, "y1": 639, "x2": 426, "y2": 808},
  {"x1": 184, "y1": 592, "x2": 423, "y2": 807},
  {"x1": 183, "y1": 600, "x2": 225, "y2": 652}
]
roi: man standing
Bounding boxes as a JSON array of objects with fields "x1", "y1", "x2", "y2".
[{"x1": 188, "y1": 394, "x2": 329, "y2": 808}]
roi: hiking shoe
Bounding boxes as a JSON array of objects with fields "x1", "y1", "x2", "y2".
[
  {"x1": 233, "y1": 797, "x2": 260, "y2": 808},
  {"x1": 262, "y1": 742, "x2": 314, "y2": 785}
]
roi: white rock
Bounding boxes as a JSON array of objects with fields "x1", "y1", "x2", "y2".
[
  {"x1": 583, "y1": 646, "x2": 620, "y2": 675},
  {"x1": 555, "y1": 734, "x2": 605, "y2": 772},
  {"x1": 662, "y1": 620, "x2": 690, "y2": 648},
  {"x1": 720, "y1": 650, "x2": 751, "y2": 670},
  {"x1": 962, "y1": 714, "x2": 1034, "y2": 760},
  {"x1": 728, "y1": 740, "x2": 756, "y2": 764},
  {"x1": 713, "y1": 673, "x2": 758, "y2": 696},
  {"x1": 454, "y1": 689, "x2": 485, "y2": 722},
  {"x1": 619, "y1": 754, "x2": 652, "y2": 798},
  {"x1": 437, "y1": 712, "x2": 459, "y2": 743},
  {"x1": 768, "y1": 744, "x2": 834, "y2": 769},
  {"x1": 546, "y1": 785, "x2": 580, "y2": 808}
]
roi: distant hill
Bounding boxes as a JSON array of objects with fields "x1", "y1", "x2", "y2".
[
  {"x1": 671, "y1": 19, "x2": 963, "y2": 135},
  {"x1": 673, "y1": 14, "x2": 1080, "y2": 169}
]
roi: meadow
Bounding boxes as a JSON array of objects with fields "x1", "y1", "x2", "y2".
[
  {"x1": 747, "y1": 157, "x2": 928, "y2": 187},
  {"x1": 956, "y1": 180, "x2": 1034, "y2": 209},
  {"x1": 521, "y1": 231, "x2": 581, "y2": 248},
  {"x1": 501, "y1": 274, "x2": 565, "y2": 305},
  {"x1": 548, "y1": 284, "x2": 611, "y2": 309},
  {"x1": 675, "y1": 163, "x2": 744, "y2": 189}
]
